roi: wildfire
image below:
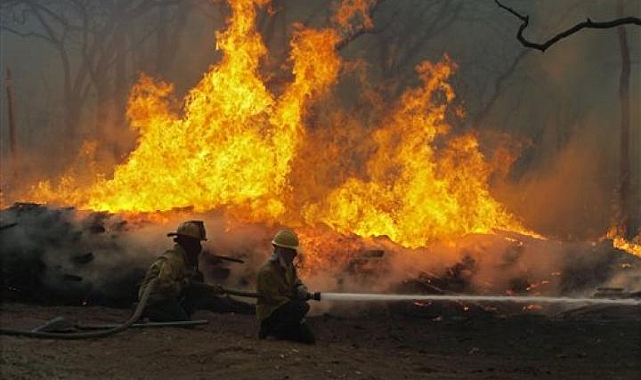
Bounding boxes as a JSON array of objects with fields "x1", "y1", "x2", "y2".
[{"x1": 24, "y1": 0, "x2": 527, "y2": 251}]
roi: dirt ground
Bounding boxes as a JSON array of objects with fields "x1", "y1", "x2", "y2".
[{"x1": 1, "y1": 301, "x2": 640, "y2": 380}]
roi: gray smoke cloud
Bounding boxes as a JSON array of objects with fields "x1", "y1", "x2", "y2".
[{"x1": 3, "y1": 203, "x2": 638, "y2": 316}]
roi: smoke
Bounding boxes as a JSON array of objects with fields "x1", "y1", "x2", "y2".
[
  {"x1": 495, "y1": 129, "x2": 615, "y2": 240},
  {"x1": 472, "y1": 1, "x2": 640, "y2": 241},
  {"x1": 0, "y1": 204, "x2": 147, "y2": 305},
  {"x1": 1, "y1": 203, "x2": 639, "y2": 312}
]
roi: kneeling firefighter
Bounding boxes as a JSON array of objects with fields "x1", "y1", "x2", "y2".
[
  {"x1": 256, "y1": 229, "x2": 320, "y2": 344},
  {"x1": 137, "y1": 220, "x2": 255, "y2": 322}
]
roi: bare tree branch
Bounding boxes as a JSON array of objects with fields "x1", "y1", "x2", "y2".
[
  {"x1": 336, "y1": 23, "x2": 376, "y2": 50},
  {"x1": 0, "y1": 24, "x2": 52, "y2": 42},
  {"x1": 472, "y1": 48, "x2": 530, "y2": 128},
  {"x1": 495, "y1": 0, "x2": 641, "y2": 52}
]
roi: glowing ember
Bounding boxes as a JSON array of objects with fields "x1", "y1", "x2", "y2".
[
  {"x1": 24, "y1": 0, "x2": 528, "y2": 250},
  {"x1": 523, "y1": 304, "x2": 543, "y2": 311},
  {"x1": 606, "y1": 227, "x2": 641, "y2": 258},
  {"x1": 611, "y1": 237, "x2": 641, "y2": 258}
]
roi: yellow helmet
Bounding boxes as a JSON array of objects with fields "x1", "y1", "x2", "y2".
[
  {"x1": 167, "y1": 220, "x2": 207, "y2": 241},
  {"x1": 271, "y1": 229, "x2": 300, "y2": 252}
]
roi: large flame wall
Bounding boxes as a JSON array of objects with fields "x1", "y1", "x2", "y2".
[{"x1": 27, "y1": 0, "x2": 524, "y2": 249}]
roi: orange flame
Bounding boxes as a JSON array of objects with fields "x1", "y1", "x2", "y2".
[
  {"x1": 25, "y1": 0, "x2": 527, "y2": 250},
  {"x1": 606, "y1": 226, "x2": 641, "y2": 258},
  {"x1": 612, "y1": 238, "x2": 641, "y2": 258},
  {"x1": 332, "y1": 0, "x2": 376, "y2": 33},
  {"x1": 301, "y1": 58, "x2": 522, "y2": 247}
]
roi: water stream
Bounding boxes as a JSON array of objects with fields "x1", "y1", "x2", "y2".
[{"x1": 319, "y1": 293, "x2": 641, "y2": 305}]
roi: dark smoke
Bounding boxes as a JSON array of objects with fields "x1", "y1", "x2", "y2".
[
  {"x1": 3, "y1": 203, "x2": 639, "y2": 311},
  {"x1": 1, "y1": 203, "x2": 148, "y2": 306}
]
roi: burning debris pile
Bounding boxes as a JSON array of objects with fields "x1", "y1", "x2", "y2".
[
  {"x1": 2, "y1": 202, "x2": 640, "y2": 315},
  {"x1": 0, "y1": 203, "x2": 280, "y2": 307},
  {"x1": 0, "y1": 203, "x2": 149, "y2": 306}
]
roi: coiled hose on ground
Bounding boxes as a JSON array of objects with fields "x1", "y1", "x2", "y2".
[
  {"x1": 0, "y1": 282, "x2": 260, "y2": 340},
  {"x1": 0, "y1": 279, "x2": 158, "y2": 340}
]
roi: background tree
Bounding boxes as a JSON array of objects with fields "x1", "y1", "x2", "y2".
[
  {"x1": 0, "y1": 0, "x2": 213, "y2": 166},
  {"x1": 497, "y1": 0, "x2": 640, "y2": 239}
]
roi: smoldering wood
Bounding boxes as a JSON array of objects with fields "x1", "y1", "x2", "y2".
[
  {"x1": 62, "y1": 274, "x2": 83, "y2": 282},
  {"x1": 1, "y1": 205, "x2": 640, "y2": 320},
  {"x1": 0, "y1": 203, "x2": 144, "y2": 307},
  {"x1": 70, "y1": 252, "x2": 95, "y2": 265},
  {"x1": 0, "y1": 222, "x2": 18, "y2": 230}
]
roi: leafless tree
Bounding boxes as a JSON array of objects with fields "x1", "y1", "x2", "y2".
[
  {"x1": 495, "y1": 0, "x2": 640, "y2": 52},
  {"x1": 0, "y1": 0, "x2": 200, "y2": 162},
  {"x1": 496, "y1": 0, "x2": 640, "y2": 238}
]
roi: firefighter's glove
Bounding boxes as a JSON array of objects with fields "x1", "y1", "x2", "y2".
[
  {"x1": 296, "y1": 285, "x2": 309, "y2": 300},
  {"x1": 305, "y1": 292, "x2": 321, "y2": 301}
]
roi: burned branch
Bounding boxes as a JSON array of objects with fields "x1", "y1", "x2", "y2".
[
  {"x1": 335, "y1": 1, "x2": 386, "y2": 51},
  {"x1": 495, "y1": 0, "x2": 641, "y2": 52}
]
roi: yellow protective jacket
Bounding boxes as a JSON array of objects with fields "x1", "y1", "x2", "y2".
[
  {"x1": 256, "y1": 259, "x2": 304, "y2": 321},
  {"x1": 138, "y1": 244, "x2": 195, "y2": 302}
]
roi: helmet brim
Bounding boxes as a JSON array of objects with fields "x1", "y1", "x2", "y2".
[
  {"x1": 272, "y1": 242, "x2": 301, "y2": 254},
  {"x1": 167, "y1": 232, "x2": 207, "y2": 241}
]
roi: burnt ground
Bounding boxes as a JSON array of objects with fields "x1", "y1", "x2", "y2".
[{"x1": 1, "y1": 301, "x2": 640, "y2": 380}]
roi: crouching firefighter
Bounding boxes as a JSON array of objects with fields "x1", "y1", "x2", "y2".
[
  {"x1": 256, "y1": 229, "x2": 320, "y2": 344},
  {"x1": 137, "y1": 220, "x2": 255, "y2": 322}
]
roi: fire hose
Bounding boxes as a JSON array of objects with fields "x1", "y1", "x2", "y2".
[
  {"x1": 0, "y1": 283, "x2": 261, "y2": 340},
  {"x1": 0, "y1": 279, "x2": 160, "y2": 340},
  {"x1": 219, "y1": 286, "x2": 259, "y2": 298},
  {"x1": 0, "y1": 284, "x2": 299, "y2": 340},
  {"x1": 0, "y1": 283, "x2": 265, "y2": 340},
  {"x1": 5, "y1": 284, "x2": 637, "y2": 340},
  {"x1": 219, "y1": 286, "x2": 321, "y2": 301}
]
